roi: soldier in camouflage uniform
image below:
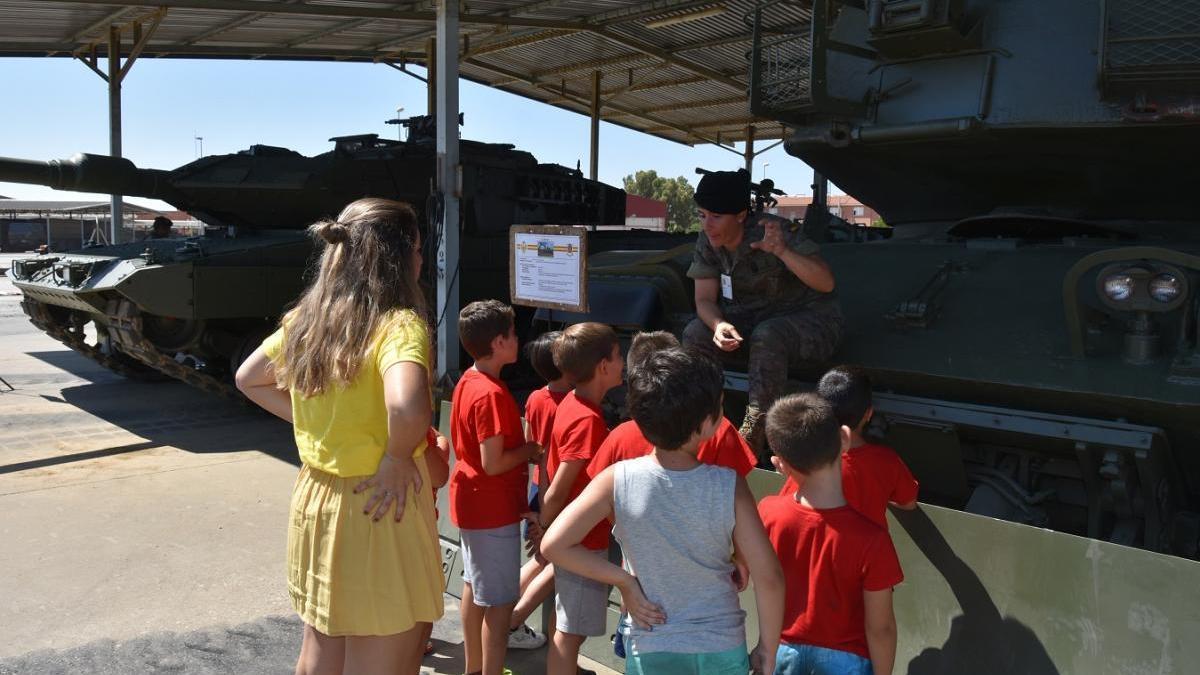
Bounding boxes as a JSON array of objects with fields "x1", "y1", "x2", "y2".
[{"x1": 682, "y1": 169, "x2": 844, "y2": 458}]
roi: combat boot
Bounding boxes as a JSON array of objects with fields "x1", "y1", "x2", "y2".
[{"x1": 739, "y1": 404, "x2": 767, "y2": 460}]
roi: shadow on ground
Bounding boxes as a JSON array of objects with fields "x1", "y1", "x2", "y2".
[
  {"x1": 0, "y1": 612, "x2": 554, "y2": 675},
  {"x1": 21, "y1": 349, "x2": 300, "y2": 467},
  {"x1": 0, "y1": 615, "x2": 303, "y2": 675}
]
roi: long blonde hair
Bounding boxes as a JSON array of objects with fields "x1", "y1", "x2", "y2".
[{"x1": 274, "y1": 198, "x2": 427, "y2": 397}]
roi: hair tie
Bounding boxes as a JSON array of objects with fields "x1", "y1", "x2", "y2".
[{"x1": 314, "y1": 219, "x2": 349, "y2": 244}]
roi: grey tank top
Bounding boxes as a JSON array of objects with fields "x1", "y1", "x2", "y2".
[{"x1": 613, "y1": 455, "x2": 746, "y2": 655}]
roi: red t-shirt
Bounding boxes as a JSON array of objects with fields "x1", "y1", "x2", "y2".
[
  {"x1": 426, "y1": 426, "x2": 442, "y2": 515},
  {"x1": 524, "y1": 386, "x2": 568, "y2": 486},
  {"x1": 588, "y1": 417, "x2": 756, "y2": 478},
  {"x1": 758, "y1": 495, "x2": 904, "y2": 659},
  {"x1": 778, "y1": 443, "x2": 919, "y2": 529},
  {"x1": 449, "y1": 368, "x2": 529, "y2": 529},
  {"x1": 547, "y1": 392, "x2": 610, "y2": 550}
]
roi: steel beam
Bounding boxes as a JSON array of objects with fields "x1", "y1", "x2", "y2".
[
  {"x1": 181, "y1": 11, "x2": 266, "y2": 45},
  {"x1": 120, "y1": 11, "x2": 166, "y2": 79},
  {"x1": 637, "y1": 95, "x2": 746, "y2": 114},
  {"x1": 604, "y1": 74, "x2": 706, "y2": 95},
  {"x1": 463, "y1": 57, "x2": 720, "y2": 146},
  {"x1": 371, "y1": 0, "x2": 575, "y2": 53},
  {"x1": 590, "y1": 28, "x2": 745, "y2": 92},
  {"x1": 67, "y1": 7, "x2": 133, "y2": 42},
  {"x1": 426, "y1": 38, "x2": 436, "y2": 115},
  {"x1": 36, "y1": 0, "x2": 590, "y2": 30},
  {"x1": 532, "y1": 53, "x2": 648, "y2": 79},
  {"x1": 743, "y1": 124, "x2": 755, "y2": 173},
  {"x1": 435, "y1": 0, "x2": 460, "y2": 377},
  {"x1": 589, "y1": 70, "x2": 601, "y2": 181},
  {"x1": 107, "y1": 26, "x2": 123, "y2": 245},
  {"x1": 5, "y1": 41, "x2": 423, "y2": 61},
  {"x1": 462, "y1": 29, "x2": 574, "y2": 59},
  {"x1": 646, "y1": 115, "x2": 769, "y2": 131}
]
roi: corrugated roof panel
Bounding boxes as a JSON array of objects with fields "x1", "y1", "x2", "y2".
[{"x1": 0, "y1": 0, "x2": 800, "y2": 144}]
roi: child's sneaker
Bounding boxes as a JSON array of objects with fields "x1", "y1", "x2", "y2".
[{"x1": 507, "y1": 624, "x2": 546, "y2": 650}]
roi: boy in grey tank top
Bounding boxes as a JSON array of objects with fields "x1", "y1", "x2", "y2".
[{"x1": 542, "y1": 348, "x2": 785, "y2": 675}]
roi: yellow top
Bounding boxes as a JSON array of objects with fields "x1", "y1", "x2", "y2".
[{"x1": 263, "y1": 309, "x2": 430, "y2": 477}]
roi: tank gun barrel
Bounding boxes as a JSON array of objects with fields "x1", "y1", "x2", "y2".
[{"x1": 0, "y1": 153, "x2": 180, "y2": 202}]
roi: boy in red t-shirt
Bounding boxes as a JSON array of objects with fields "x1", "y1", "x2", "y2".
[
  {"x1": 588, "y1": 331, "x2": 757, "y2": 479},
  {"x1": 449, "y1": 300, "x2": 542, "y2": 675},
  {"x1": 539, "y1": 322, "x2": 624, "y2": 675},
  {"x1": 760, "y1": 393, "x2": 903, "y2": 675},
  {"x1": 505, "y1": 331, "x2": 570, "y2": 650},
  {"x1": 778, "y1": 366, "x2": 919, "y2": 529}
]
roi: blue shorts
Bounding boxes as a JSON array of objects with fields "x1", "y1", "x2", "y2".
[
  {"x1": 625, "y1": 643, "x2": 748, "y2": 675},
  {"x1": 776, "y1": 643, "x2": 872, "y2": 675}
]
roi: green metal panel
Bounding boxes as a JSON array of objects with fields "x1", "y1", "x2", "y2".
[
  {"x1": 115, "y1": 262, "x2": 195, "y2": 318},
  {"x1": 192, "y1": 266, "x2": 308, "y2": 319}
]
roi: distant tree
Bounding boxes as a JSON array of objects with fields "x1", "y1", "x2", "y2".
[
  {"x1": 870, "y1": 218, "x2": 890, "y2": 228},
  {"x1": 622, "y1": 170, "x2": 700, "y2": 233}
]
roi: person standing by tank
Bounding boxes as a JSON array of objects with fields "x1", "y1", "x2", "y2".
[
  {"x1": 147, "y1": 215, "x2": 173, "y2": 239},
  {"x1": 235, "y1": 198, "x2": 443, "y2": 675},
  {"x1": 682, "y1": 169, "x2": 844, "y2": 459}
]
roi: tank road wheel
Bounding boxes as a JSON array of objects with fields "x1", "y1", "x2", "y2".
[
  {"x1": 142, "y1": 315, "x2": 205, "y2": 354},
  {"x1": 105, "y1": 299, "x2": 243, "y2": 400}
]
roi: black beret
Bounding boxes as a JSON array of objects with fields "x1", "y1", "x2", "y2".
[{"x1": 694, "y1": 169, "x2": 751, "y2": 215}]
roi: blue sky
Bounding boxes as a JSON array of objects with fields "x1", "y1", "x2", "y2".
[{"x1": 0, "y1": 57, "x2": 821, "y2": 211}]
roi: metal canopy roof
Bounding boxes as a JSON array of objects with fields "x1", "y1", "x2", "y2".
[{"x1": 0, "y1": 0, "x2": 809, "y2": 147}]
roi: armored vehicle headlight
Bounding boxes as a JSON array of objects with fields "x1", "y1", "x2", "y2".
[
  {"x1": 1103, "y1": 273, "x2": 1134, "y2": 301},
  {"x1": 1149, "y1": 274, "x2": 1183, "y2": 303}
]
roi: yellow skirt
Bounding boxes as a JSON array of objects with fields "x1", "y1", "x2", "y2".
[{"x1": 287, "y1": 461, "x2": 445, "y2": 636}]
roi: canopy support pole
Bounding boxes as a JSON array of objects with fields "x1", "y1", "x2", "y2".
[
  {"x1": 435, "y1": 0, "x2": 461, "y2": 380},
  {"x1": 589, "y1": 70, "x2": 601, "y2": 181}
]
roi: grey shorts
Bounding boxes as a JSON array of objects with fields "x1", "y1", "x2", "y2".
[
  {"x1": 555, "y1": 548, "x2": 610, "y2": 637},
  {"x1": 460, "y1": 523, "x2": 521, "y2": 606}
]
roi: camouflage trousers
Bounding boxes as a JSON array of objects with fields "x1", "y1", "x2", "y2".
[{"x1": 682, "y1": 301, "x2": 845, "y2": 411}]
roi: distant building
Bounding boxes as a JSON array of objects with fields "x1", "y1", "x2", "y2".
[
  {"x1": 0, "y1": 200, "x2": 204, "y2": 252},
  {"x1": 624, "y1": 193, "x2": 669, "y2": 231},
  {"x1": 768, "y1": 195, "x2": 881, "y2": 226}
]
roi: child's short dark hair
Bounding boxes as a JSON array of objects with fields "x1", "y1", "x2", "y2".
[
  {"x1": 628, "y1": 348, "x2": 723, "y2": 451},
  {"x1": 626, "y1": 331, "x2": 679, "y2": 375},
  {"x1": 459, "y1": 300, "x2": 514, "y2": 359},
  {"x1": 817, "y1": 366, "x2": 873, "y2": 428},
  {"x1": 525, "y1": 331, "x2": 562, "y2": 382},
  {"x1": 553, "y1": 322, "x2": 618, "y2": 384},
  {"x1": 766, "y1": 393, "x2": 842, "y2": 473}
]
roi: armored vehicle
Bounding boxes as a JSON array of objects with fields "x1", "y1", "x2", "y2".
[
  {"x1": 2, "y1": 117, "x2": 633, "y2": 395},
  {"x1": 556, "y1": 1, "x2": 1200, "y2": 672}
]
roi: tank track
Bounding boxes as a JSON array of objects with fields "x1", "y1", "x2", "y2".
[
  {"x1": 104, "y1": 299, "x2": 244, "y2": 401},
  {"x1": 22, "y1": 298, "x2": 160, "y2": 381}
]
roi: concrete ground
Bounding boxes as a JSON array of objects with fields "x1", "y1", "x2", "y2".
[{"x1": 0, "y1": 254, "x2": 615, "y2": 675}]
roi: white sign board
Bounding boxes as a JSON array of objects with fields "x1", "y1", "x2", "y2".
[{"x1": 509, "y1": 225, "x2": 588, "y2": 312}]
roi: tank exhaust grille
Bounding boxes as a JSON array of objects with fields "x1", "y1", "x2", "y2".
[{"x1": 1102, "y1": 0, "x2": 1200, "y2": 92}]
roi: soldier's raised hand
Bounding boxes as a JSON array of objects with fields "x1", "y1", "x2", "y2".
[{"x1": 749, "y1": 219, "x2": 787, "y2": 256}]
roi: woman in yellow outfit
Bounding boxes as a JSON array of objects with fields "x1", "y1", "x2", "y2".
[{"x1": 236, "y1": 198, "x2": 443, "y2": 675}]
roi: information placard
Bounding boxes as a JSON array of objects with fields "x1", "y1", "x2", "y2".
[{"x1": 509, "y1": 225, "x2": 588, "y2": 313}]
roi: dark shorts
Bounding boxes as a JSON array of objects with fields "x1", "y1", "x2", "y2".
[{"x1": 528, "y1": 482, "x2": 541, "y2": 513}]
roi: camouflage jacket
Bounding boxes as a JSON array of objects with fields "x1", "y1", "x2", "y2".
[{"x1": 686, "y1": 212, "x2": 835, "y2": 316}]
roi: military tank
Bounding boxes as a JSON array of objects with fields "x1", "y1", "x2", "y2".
[
  {"x1": 2, "y1": 116, "x2": 642, "y2": 396},
  {"x1": 563, "y1": 1, "x2": 1200, "y2": 671}
]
